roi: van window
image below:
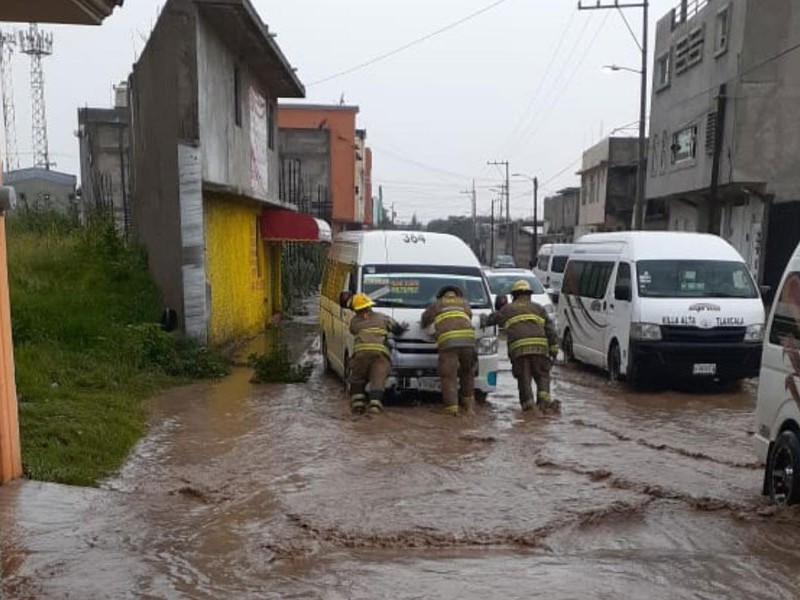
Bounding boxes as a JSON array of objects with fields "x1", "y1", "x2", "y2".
[
  {"x1": 551, "y1": 255, "x2": 569, "y2": 273},
  {"x1": 637, "y1": 260, "x2": 758, "y2": 298},
  {"x1": 537, "y1": 255, "x2": 550, "y2": 271},
  {"x1": 362, "y1": 264, "x2": 490, "y2": 309},
  {"x1": 580, "y1": 262, "x2": 615, "y2": 299},
  {"x1": 614, "y1": 263, "x2": 632, "y2": 300},
  {"x1": 562, "y1": 261, "x2": 584, "y2": 295},
  {"x1": 769, "y1": 272, "x2": 800, "y2": 346}
]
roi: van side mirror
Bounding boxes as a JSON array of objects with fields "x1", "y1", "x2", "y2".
[
  {"x1": 495, "y1": 294, "x2": 509, "y2": 311},
  {"x1": 615, "y1": 285, "x2": 632, "y2": 302},
  {"x1": 339, "y1": 291, "x2": 353, "y2": 309},
  {"x1": 760, "y1": 285, "x2": 773, "y2": 303}
]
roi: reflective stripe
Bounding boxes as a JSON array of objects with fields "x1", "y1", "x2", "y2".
[
  {"x1": 505, "y1": 313, "x2": 545, "y2": 328},
  {"x1": 354, "y1": 343, "x2": 391, "y2": 356},
  {"x1": 437, "y1": 329, "x2": 475, "y2": 346},
  {"x1": 508, "y1": 337, "x2": 548, "y2": 352},
  {"x1": 549, "y1": 344, "x2": 560, "y2": 352},
  {"x1": 360, "y1": 327, "x2": 388, "y2": 335},
  {"x1": 537, "y1": 391, "x2": 551, "y2": 400},
  {"x1": 434, "y1": 310, "x2": 470, "y2": 326}
]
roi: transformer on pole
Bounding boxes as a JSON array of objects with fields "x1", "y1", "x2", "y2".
[
  {"x1": 0, "y1": 30, "x2": 18, "y2": 173},
  {"x1": 19, "y1": 24, "x2": 53, "y2": 170}
]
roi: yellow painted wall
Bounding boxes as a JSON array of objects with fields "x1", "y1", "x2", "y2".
[{"x1": 204, "y1": 196, "x2": 276, "y2": 343}]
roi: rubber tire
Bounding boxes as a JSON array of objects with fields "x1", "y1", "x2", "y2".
[
  {"x1": 767, "y1": 430, "x2": 800, "y2": 506},
  {"x1": 321, "y1": 335, "x2": 332, "y2": 373},
  {"x1": 475, "y1": 390, "x2": 488, "y2": 404},
  {"x1": 562, "y1": 330, "x2": 576, "y2": 363},
  {"x1": 608, "y1": 342, "x2": 622, "y2": 382}
]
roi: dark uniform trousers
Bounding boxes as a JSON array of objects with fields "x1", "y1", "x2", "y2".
[
  {"x1": 348, "y1": 351, "x2": 391, "y2": 399},
  {"x1": 439, "y1": 347, "x2": 477, "y2": 408},
  {"x1": 511, "y1": 354, "x2": 552, "y2": 406}
]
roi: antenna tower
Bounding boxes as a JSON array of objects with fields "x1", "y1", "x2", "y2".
[
  {"x1": 0, "y1": 30, "x2": 18, "y2": 172},
  {"x1": 19, "y1": 24, "x2": 53, "y2": 170}
]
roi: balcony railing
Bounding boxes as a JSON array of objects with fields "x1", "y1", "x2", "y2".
[
  {"x1": 279, "y1": 158, "x2": 332, "y2": 223},
  {"x1": 672, "y1": 0, "x2": 710, "y2": 28}
]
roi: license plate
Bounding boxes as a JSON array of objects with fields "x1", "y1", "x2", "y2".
[
  {"x1": 693, "y1": 363, "x2": 717, "y2": 376},
  {"x1": 417, "y1": 377, "x2": 441, "y2": 392}
]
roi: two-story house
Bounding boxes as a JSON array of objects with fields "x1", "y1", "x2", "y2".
[
  {"x1": 130, "y1": 0, "x2": 319, "y2": 344},
  {"x1": 647, "y1": 0, "x2": 800, "y2": 288}
]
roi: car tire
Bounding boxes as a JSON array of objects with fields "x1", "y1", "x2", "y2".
[
  {"x1": 608, "y1": 342, "x2": 622, "y2": 382},
  {"x1": 767, "y1": 430, "x2": 800, "y2": 506},
  {"x1": 321, "y1": 335, "x2": 332, "y2": 373},
  {"x1": 562, "y1": 330, "x2": 576, "y2": 363},
  {"x1": 475, "y1": 390, "x2": 488, "y2": 404}
]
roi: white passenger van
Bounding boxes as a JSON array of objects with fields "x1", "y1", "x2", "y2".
[
  {"x1": 557, "y1": 232, "x2": 765, "y2": 386},
  {"x1": 754, "y1": 240, "x2": 800, "y2": 505},
  {"x1": 320, "y1": 230, "x2": 499, "y2": 399},
  {"x1": 533, "y1": 243, "x2": 573, "y2": 301}
]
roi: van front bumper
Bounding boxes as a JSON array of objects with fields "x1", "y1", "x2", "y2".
[
  {"x1": 629, "y1": 340, "x2": 762, "y2": 380},
  {"x1": 387, "y1": 354, "x2": 498, "y2": 394}
]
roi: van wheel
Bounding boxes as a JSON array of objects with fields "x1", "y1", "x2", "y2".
[
  {"x1": 768, "y1": 431, "x2": 800, "y2": 506},
  {"x1": 608, "y1": 343, "x2": 622, "y2": 382},
  {"x1": 321, "y1": 335, "x2": 332, "y2": 373},
  {"x1": 562, "y1": 330, "x2": 575, "y2": 363},
  {"x1": 475, "y1": 390, "x2": 488, "y2": 404}
]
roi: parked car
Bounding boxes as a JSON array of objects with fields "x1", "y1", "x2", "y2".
[
  {"x1": 558, "y1": 231, "x2": 765, "y2": 387},
  {"x1": 533, "y1": 243, "x2": 573, "y2": 302},
  {"x1": 493, "y1": 254, "x2": 516, "y2": 269},
  {"x1": 482, "y1": 267, "x2": 556, "y2": 323},
  {"x1": 755, "y1": 240, "x2": 800, "y2": 505}
]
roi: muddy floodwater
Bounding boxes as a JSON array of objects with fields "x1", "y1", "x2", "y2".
[{"x1": 2, "y1": 326, "x2": 800, "y2": 598}]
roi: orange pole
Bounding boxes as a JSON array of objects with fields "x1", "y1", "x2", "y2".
[{"x1": 0, "y1": 164, "x2": 22, "y2": 483}]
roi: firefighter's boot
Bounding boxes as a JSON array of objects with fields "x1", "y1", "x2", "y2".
[
  {"x1": 443, "y1": 403, "x2": 459, "y2": 417},
  {"x1": 350, "y1": 394, "x2": 366, "y2": 415},
  {"x1": 367, "y1": 391, "x2": 384, "y2": 414}
]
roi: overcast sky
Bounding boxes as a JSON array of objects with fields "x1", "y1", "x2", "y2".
[{"x1": 2, "y1": 0, "x2": 678, "y2": 223}]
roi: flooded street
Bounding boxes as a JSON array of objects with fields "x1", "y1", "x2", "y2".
[{"x1": 2, "y1": 327, "x2": 800, "y2": 599}]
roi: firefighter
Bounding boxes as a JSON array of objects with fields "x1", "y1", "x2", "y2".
[
  {"x1": 348, "y1": 293, "x2": 407, "y2": 414},
  {"x1": 421, "y1": 285, "x2": 477, "y2": 416},
  {"x1": 482, "y1": 279, "x2": 560, "y2": 413}
]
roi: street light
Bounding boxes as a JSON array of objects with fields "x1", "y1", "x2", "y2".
[
  {"x1": 512, "y1": 173, "x2": 539, "y2": 266},
  {"x1": 602, "y1": 64, "x2": 642, "y2": 75}
]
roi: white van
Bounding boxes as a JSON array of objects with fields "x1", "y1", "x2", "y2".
[
  {"x1": 557, "y1": 232, "x2": 765, "y2": 386},
  {"x1": 534, "y1": 243, "x2": 573, "y2": 300},
  {"x1": 754, "y1": 241, "x2": 800, "y2": 505},
  {"x1": 320, "y1": 230, "x2": 499, "y2": 399}
]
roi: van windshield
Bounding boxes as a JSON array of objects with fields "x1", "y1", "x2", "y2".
[
  {"x1": 362, "y1": 265, "x2": 491, "y2": 309},
  {"x1": 551, "y1": 256, "x2": 568, "y2": 273},
  {"x1": 636, "y1": 260, "x2": 758, "y2": 299}
]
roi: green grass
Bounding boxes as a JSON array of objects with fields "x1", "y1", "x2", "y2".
[{"x1": 7, "y1": 214, "x2": 228, "y2": 486}]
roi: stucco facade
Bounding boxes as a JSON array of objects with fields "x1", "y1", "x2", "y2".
[
  {"x1": 277, "y1": 104, "x2": 372, "y2": 232},
  {"x1": 647, "y1": 0, "x2": 800, "y2": 286},
  {"x1": 130, "y1": 0, "x2": 304, "y2": 343}
]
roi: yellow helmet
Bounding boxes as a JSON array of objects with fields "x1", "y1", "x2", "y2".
[
  {"x1": 511, "y1": 279, "x2": 533, "y2": 294},
  {"x1": 351, "y1": 293, "x2": 374, "y2": 312}
]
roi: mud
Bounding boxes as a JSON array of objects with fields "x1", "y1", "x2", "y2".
[{"x1": 2, "y1": 324, "x2": 800, "y2": 599}]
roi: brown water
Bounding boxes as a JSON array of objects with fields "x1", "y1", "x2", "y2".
[{"x1": 2, "y1": 328, "x2": 800, "y2": 599}]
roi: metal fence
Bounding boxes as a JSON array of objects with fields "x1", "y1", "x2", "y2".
[{"x1": 672, "y1": 0, "x2": 710, "y2": 27}]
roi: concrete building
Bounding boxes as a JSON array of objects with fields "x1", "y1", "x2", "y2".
[
  {"x1": 543, "y1": 186, "x2": 580, "y2": 242},
  {"x1": 647, "y1": 0, "x2": 800, "y2": 287},
  {"x1": 0, "y1": 0, "x2": 123, "y2": 486},
  {"x1": 4, "y1": 168, "x2": 78, "y2": 217},
  {"x1": 277, "y1": 128, "x2": 332, "y2": 221},
  {"x1": 277, "y1": 104, "x2": 373, "y2": 233},
  {"x1": 130, "y1": 0, "x2": 323, "y2": 344},
  {"x1": 77, "y1": 83, "x2": 131, "y2": 234},
  {"x1": 576, "y1": 137, "x2": 642, "y2": 238}
]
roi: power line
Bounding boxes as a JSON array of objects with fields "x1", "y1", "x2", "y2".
[
  {"x1": 307, "y1": 0, "x2": 514, "y2": 86},
  {"x1": 374, "y1": 144, "x2": 492, "y2": 182}
]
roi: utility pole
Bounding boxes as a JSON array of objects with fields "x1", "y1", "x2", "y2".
[
  {"x1": 487, "y1": 160, "x2": 510, "y2": 252},
  {"x1": 0, "y1": 31, "x2": 18, "y2": 173},
  {"x1": 490, "y1": 196, "x2": 497, "y2": 266},
  {"x1": 460, "y1": 179, "x2": 478, "y2": 253},
  {"x1": 533, "y1": 176, "x2": 539, "y2": 264},
  {"x1": 578, "y1": 0, "x2": 648, "y2": 230}
]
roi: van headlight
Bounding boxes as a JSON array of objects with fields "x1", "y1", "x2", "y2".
[
  {"x1": 744, "y1": 324, "x2": 764, "y2": 342},
  {"x1": 630, "y1": 322, "x2": 662, "y2": 341},
  {"x1": 477, "y1": 336, "x2": 498, "y2": 355}
]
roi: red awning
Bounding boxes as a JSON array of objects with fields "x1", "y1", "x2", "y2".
[{"x1": 261, "y1": 209, "x2": 332, "y2": 243}]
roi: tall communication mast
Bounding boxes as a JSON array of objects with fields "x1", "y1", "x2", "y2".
[
  {"x1": 0, "y1": 30, "x2": 18, "y2": 173},
  {"x1": 19, "y1": 24, "x2": 53, "y2": 170}
]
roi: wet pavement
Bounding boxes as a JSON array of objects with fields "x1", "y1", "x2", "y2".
[{"x1": 3, "y1": 326, "x2": 800, "y2": 598}]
